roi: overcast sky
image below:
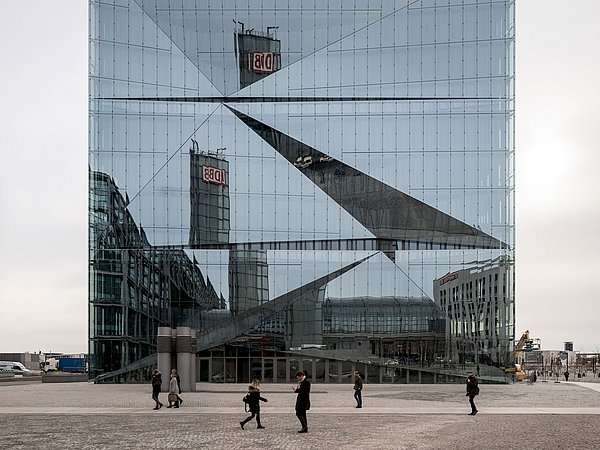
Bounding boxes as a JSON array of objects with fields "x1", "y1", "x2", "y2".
[{"x1": 0, "y1": 1, "x2": 598, "y2": 354}]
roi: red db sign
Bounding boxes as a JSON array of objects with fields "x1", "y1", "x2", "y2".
[
  {"x1": 251, "y1": 52, "x2": 278, "y2": 73},
  {"x1": 202, "y1": 165, "x2": 227, "y2": 186}
]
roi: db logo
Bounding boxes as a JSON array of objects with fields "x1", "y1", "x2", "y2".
[
  {"x1": 250, "y1": 52, "x2": 279, "y2": 73},
  {"x1": 202, "y1": 165, "x2": 227, "y2": 186}
]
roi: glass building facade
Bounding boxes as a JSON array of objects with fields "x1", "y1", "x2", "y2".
[{"x1": 89, "y1": 0, "x2": 515, "y2": 381}]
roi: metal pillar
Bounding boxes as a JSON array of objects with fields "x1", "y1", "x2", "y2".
[
  {"x1": 176, "y1": 327, "x2": 192, "y2": 392},
  {"x1": 190, "y1": 331, "x2": 197, "y2": 391},
  {"x1": 157, "y1": 327, "x2": 172, "y2": 392}
]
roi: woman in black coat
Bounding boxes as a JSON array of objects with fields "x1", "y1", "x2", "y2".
[
  {"x1": 466, "y1": 371, "x2": 479, "y2": 415},
  {"x1": 151, "y1": 369, "x2": 163, "y2": 410},
  {"x1": 240, "y1": 382, "x2": 268, "y2": 429}
]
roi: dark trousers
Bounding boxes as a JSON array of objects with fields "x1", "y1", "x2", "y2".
[
  {"x1": 152, "y1": 388, "x2": 161, "y2": 407},
  {"x1": 468, "y1": 395, "x2": 477, "y2": 413},
  {"x1": 354, "y1": 389, "x2": 362, "y2": 407},
  {"x1": 241, "y1": 410, "x2": 262, "y2": 427},
  {"x1": 296, "y1": 409, "x2": 308, "y2": 430}
]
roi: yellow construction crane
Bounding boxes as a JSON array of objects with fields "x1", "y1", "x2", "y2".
[{"x1": 512, "y1": 330, "x2": 541, "y2": 381}]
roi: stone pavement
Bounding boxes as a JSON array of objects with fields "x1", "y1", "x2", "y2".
[{"x1": 1, "y1": 381, "x2": 599, "y2": 449}]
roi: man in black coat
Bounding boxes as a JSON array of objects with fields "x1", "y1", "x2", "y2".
[
  {"x1": 293, "y1": 371, "x2": 311, "y2": 433},
  {"x1": 353, "y1": 370, "x2": 363, "y2": 408},
  {"x1": 466, "y1": 371, "x2": 479, "y2": 415}
]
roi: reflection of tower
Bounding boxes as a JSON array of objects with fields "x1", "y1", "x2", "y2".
[
  {"x1": 228, "y1": 250, "x2": 269, "y2": 316},
  {"x1": 286, "y1": 285, "x2": 325, "y2": 349},
  {"x1": 189, "y1": 141, "x2": 230, "y2": 246},
  {"x1": 236, "y1": 27, "x2": 281, "y2": 89}
]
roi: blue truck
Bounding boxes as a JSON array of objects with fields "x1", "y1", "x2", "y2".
[{"x1": 58, "y1": 356, "x2": 87, "y2": 373}]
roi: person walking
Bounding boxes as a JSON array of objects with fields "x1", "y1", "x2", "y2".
[
  {"x1": 240, "y1": 379, "x2": 268, "y2": 430},
  {"x1": 353, "y1": 370, "x2": 363, "y2": 408},
  {"x1": 167, "y1": 371, "x2": 179, "y2": 408},
  {"x1": 466, "y1": 370, "x2": 479, "y2": 415},
  {"x1": 171, "y1": 368, "x2": 184, "y2": 406},
  {"x1": 292, "y1": 371, "x2": 311, "y2": 433},
  {"x1": 151, "y1": 368, "x2": 163, "y2": 410}
]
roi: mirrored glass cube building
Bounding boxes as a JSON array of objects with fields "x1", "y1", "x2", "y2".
[{"x1": 89, "y1": 0, "x2": 515, "y2": 383}]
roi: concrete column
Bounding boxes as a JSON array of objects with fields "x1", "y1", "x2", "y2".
[
  {"x1": 190, "y1": 330, "x2": 197, "y2": 391},
  {"x1": 176, "y1": 326, "x2": 192, "y2": 392},
  {"x1": 157, "y1": 327, "x2": 173, "y2": 392}
]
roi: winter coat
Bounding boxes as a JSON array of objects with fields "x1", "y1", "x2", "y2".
[
  {"x1": 245, "y1": 386, "x2": 267, "y2": 413},
  {"x1": 151, "y1": 372, "x2": 162, "y2": 392},
  {"x1": 169, "y1": 376, "x2": 178, "y2": 395},
  {"x1": 354, "y1": 375, "x2": 363, "y2": 391},
  {"x1": 466, "y1": 375, "x2": 479, "y2": 397},
  {"x1": 294, "y1": 378, "x2": 311, "y2": 411}
]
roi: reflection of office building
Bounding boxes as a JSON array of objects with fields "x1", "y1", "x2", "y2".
[
  {"x1": 189, "y1": 143, "x2": 230, "y2": 247},
  {"x1": 90, "y1": 1, "x2": 515, "y2": 383},
  {"x1": 228, "y1": 250, "x2": 269, "y2": 315},
  {"x1": 434, "y1": 257, "x2": 514, "y2": 367},
  {"x1": 236, "y1": 28, "x2": 281, "y2": 89}
]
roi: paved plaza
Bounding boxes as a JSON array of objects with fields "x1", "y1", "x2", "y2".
[{"x1": 1, "y1": 380, "x2": 599, "y2": 449}]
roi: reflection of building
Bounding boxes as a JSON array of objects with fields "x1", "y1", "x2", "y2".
[
  {"x1": 228, "y1": 250, "x2": 269, "y2": 315},
  {"x1": 434, "y1": 257, "x2": 514, "y2": 367},
  {"x1": 323, "y1": 297, "x2": 445, "y2": 360},
  {"x1": 90, "y1": 1, "x2": 515, "y2": 384},
  {"x1": 236, "y1": 28, "x2": 281, "y2": 89},
  {"x1": 189, "y1": 142, "x2": 230, "y2": 247},
  {"x1": 89, "y1": 171, "x2": 222, "y2": 381}
]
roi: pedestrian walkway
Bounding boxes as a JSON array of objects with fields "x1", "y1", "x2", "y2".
[
  {"x1": 2, "y1": 405, "x2": 600, "y2": 415},
  {"x1": 1, "y1": 381, "x2": 599, "y2": 449},
  {"x1": 571, "y1": 381, "x2": 600, "y2": 394}
]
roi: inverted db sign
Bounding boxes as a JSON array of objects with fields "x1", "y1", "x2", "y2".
[
  {"x1": 251, "y1": 52, "x2": 278, "y2": 73},
  {"x1": 202, "y1": 165, "x2": 227, "y2": 186}
]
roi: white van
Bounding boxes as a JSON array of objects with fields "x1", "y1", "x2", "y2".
[{"x1": 0, "y1": 361, "x2": 32, "y2": 375}]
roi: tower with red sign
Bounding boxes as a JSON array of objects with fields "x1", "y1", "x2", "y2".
[
  {"x1": 236, "y1": 27, "x2": 281, "y2": 89},
  {"x1": 189, "y1": 141, "x2": 230, "y2": 247}
]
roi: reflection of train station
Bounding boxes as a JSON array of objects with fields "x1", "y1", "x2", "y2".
[{"x1": 89, "y1": 1, "x2": 515, "y2": 384}]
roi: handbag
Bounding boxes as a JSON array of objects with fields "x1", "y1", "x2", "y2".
[{"x1": 168, "y1": 393, "x2": 178, "y2": 403}]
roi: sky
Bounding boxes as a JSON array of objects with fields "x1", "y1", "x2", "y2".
[{"x1": 0, "y1": 1, "x2": 598, "y2": 354}]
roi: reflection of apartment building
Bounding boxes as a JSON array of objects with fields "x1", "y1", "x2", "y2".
[{"x1": 434, "y1": 258, "x2": 514, "y2": 367}]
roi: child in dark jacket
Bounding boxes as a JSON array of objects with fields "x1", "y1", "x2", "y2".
[{"x1": 240, "y1": 381, "x2": 268, "y2": 429}]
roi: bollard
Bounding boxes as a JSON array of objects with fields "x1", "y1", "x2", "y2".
[
  {"x1": 157, "y1": 327, "x2": 173, "y2": 392},
  {"x1": 176, "y1": 327, "x2": 192, "y2": 392},
  {"x1": 190, "y1": 331, "x2": 197, "y2": 391}
]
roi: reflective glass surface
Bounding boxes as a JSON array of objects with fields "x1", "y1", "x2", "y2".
[{"x1": 89, "y1": 0, "x2": 515, "y2": 377}]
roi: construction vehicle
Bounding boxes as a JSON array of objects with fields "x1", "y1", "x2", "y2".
[{"x1": 511, "y1": 330, "x2": 541, "y2": 381}]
